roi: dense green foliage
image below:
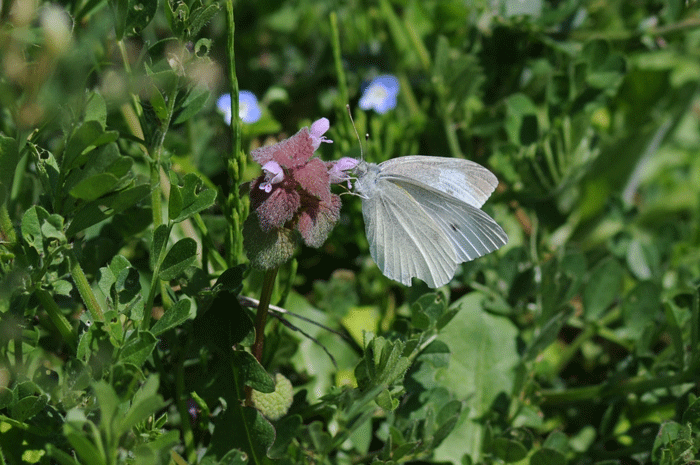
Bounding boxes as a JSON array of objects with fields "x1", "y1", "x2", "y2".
[{"x1": 1, "y1": 0, "x2": 700, "y2": 464}]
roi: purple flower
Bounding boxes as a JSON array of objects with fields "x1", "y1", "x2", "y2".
[
  {"x1": 244, "y1": 118, "x2": 341, "y2": 268},
  {"x1": 358, "y1": 75, "x2": 400, "y2": 114},
  {"x1": 216, "y1": 90, "x2": 262, "y2": 124},
  {"x1": 327, "y1": 157, "x2": 359, "y2": 188},
  {"x1": 260, "y1": 161, "x2": 284, "y2": 193}
]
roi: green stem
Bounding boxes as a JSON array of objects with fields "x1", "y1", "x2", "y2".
[
  {"x1": 330, "y1": 13, "x2": 349, "y2": 114},
  {"x1": 193, "y1": 212, "x2": 228, "y2": 272},
  {"x1": 68, "y1": 248, "x2": 103, "y2": 322},
  {"x1": 539, "y1": 371, "x2": 689, "y2": 406},
  {"x1": 35, "y1": 288, "x2": 77, "y2": 350},
  {"x1": 224, "y1": 0, "x2": 245, "y2": 266},
  {"x1": 252, "y1": 268, "x2": 278, "y2": 363},
  {"x1": 143, "y1": 223, "x2": 173, "y2": 329}
]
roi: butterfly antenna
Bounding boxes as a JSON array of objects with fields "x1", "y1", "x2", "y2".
[{"x1": 346, "y1": 104, "x2": 365, "y2": 161}]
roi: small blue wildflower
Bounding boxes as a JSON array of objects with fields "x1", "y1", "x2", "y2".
[
  {"x1": 216, "y1": 90, "x2": 263, "y2": 124},
  {"x1": 358, "y1": 75, "x2": 400, "y2": 114}
]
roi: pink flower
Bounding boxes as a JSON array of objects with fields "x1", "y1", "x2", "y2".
[
  {"x1": 327, "y1": 157, "x2": 359, "y2": 188},
  {"x1": 244, "y1": 118, "x2": 341, "y2": 269}
]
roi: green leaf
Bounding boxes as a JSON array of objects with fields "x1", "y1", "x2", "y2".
[
  {"x1": 84, "y1": 91, "x2": 107, "y2": 128},
  {"x1": 159, "y1": 238, "x2": 197, "y2": 280},
  {"x1": 0, "y1": 135, "x2": 19, "y2": 194},
  {"x1": 151, "y1": 298, "x2": 192, "y2": 335},
  {"x1": 530, "y1": 448, "x2": 567, "y2": 465},
  {"x1": 173, "y1": 85, "x2": 210, "y2": 125},
  {"x1": 187, "y1": 2, "x2": 221, "y2": 38},
  {"x1": 11, "y1": 395, "x2": 47, "y2": 422},
  {"x1": 170, "y1": 173, "x2": 216, "y2": 223},
  {"x1": 150, "y1": 224, "x2": 170, "y2": 271},
  {"x1": 125, "y1": 0, "x2": 157, "y2": 36},
  {"x1": 69, "y1": 173, "x2": 121, "y2": 201},
  {"x1": 268, "y1": 414, "x2": 302, "y2": 459},
  {"x1": 433, "y1": 292, "x2": 519, "y2": 463},
  {"x1": 21, "y1": 206, "x2": 64, "y2": 251},
  {"x1": 168, "y1": 172, "x2": 183, "y2": 221},
  {"x1": 119, "y1": 375, "x2": 165, "y2": 434},
  {"x1": 0, "y1": 386, "x2": 12, "y2": 408},
  {"x1": 492, "y1": 437, "x2": 528, "y2": 463},
  {"x1": 583, "y1": 258, "x2": 623, "y2": 319},
  {"x1": 233, "y1": 349, "x2": 275, "y2": 393},
  {"x1": 62, "y1": 121, "x2": 117, "y2": 170},
  {"x1": 92, "y1": 380, "x2": 120, "y2": 436},
  {"x1": 120, "y1": 331, "x2": 157, "y2": 366},
  {"x1": 108, "y1": 0, "x2": 128, "y2": 40},
  {"x1": 66, "y1": 184, "x2": 150, "y2": 238},
  {"x1": 621, "y1": 281, "x2": 660, "y2": 339}
]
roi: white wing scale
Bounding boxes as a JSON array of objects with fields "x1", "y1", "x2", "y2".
[
  {"x1": 376, "y1": 156, "x2": 498, "y2": 208},
  {"x1": 362, "y1": 179, "x2": 458, "y2": 287},
  {"x1": 355, "y1": 157, "x2": 508, "y2": 288}
]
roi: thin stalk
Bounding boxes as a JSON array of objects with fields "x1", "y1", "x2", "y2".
[
  {"x1": 224, "y1": 0, "x2": 245, "y2": 266},
  {"x1": 330, "y1": 13, "x2": 349, "y2": 119},
  {"x1": 252, "y1": 268, "x2": 278, "y2": 363},
  {"x1": 143, "y1": 223, "x2": 173, "y2": 329},
  {"x1": 34, "y1": 288, "x2": 77, "y2": 350},
  {"x1": 68, "y1": 248, "x2": 103, "y2": 322}
]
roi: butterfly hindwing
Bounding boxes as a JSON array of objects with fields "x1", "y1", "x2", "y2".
[{"x1": 361, "y1": 178, "x2": 458, "y2": 287}]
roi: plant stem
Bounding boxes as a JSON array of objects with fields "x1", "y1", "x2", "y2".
[
  {"x1": 252, "y1": 268, "x2": 278, "y2": 363},
  {"x1": 68, "y1": 248, "x2": 103, "y2": 322},
  {"x1": 224, "y1": 0, "x2": 246, "y2": 267},
  {"x1": 35, "y1": 288, "x2": 77, "y2": 350}
]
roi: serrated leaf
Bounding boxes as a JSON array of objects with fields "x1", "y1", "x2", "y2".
[
  {"x1": 188, "y1": 3, "x2": 220, "y2": 38},
  {"x1": 151, "y1": 298, "x2": 191, "y2": 335},
  {"x1": 125, "y1": 0, "x2": 157, "y2": 36},
  {"x1": 159, "y1": 238, "x2": 197, "y2": 280},
  {"x1": 170, "y1": 173, "x2": 216, "y2": 223},
  {"x1": 120, "y1": 331, "x2": 157, "y2": 366},
  {"x1": 173, "y1": 85, "x2": 210, "y2": 125},
  {"x1": 150, "y1": 224, "x2": 170, "y2": 271}
]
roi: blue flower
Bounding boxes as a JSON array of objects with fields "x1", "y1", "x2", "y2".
[
  {"x1": 358, "y1": 75, "x2": 400, "y2": 114},
  {"x1": 217, "y1": 90, "x2": 262, "y2": 124}
]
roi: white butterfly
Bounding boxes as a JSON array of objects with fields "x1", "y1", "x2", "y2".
[{"x1": 352, "y1": 156, "x2": 508, "y2": 288}]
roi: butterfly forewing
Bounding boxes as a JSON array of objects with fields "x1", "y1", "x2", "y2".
[
  {"x1": 394, "y1": 179, "x2": 508, "y2": 262},
  {"x1": 362, "y1": 179, "x2": 458, "y2": 287},
  {"x1": 378, "y1": 156, "x2": 498, "y2": 208}
]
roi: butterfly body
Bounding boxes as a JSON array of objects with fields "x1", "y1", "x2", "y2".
[{"x1": 353, "y1": 156, "x2": 507, "y2": 288}]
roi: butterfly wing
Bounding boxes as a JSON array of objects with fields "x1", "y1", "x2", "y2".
[
  {"x1": 392, "y1": 178, "x2": 508, "y2": 263},
  {"x1": 377, "y1": 156, "x2": 498, "y2": 208},
  {"x1": 361, "y1": 178, "x2": 459, "y2": 287}
]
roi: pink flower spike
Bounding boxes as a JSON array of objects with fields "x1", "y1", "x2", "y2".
[
  {"x1": 260, "y1": 161, "x2": 284, "y2": 193},
  {"x1": 310, "y1": 118, "x2": 333, "y2": 151},
  {"x1": 328, "y1": 157, "x2": 359, "y2": 185}
]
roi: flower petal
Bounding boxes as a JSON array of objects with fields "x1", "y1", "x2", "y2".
[
  {"x1": 251, "y1": 127, "x2": 315, "y2": 168},
  {"x1": 293, "y1": 158, "x2": 332, "y2": 203},
  {"x1": 310, "y1": 117, "x2": 333, "y2": 150},
  {"x1": 250, "y1": 176, "x2": 300, "y2": 231},
  {"x1": 297, "y1": 194, "x2": 341, "y2": 248}
]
